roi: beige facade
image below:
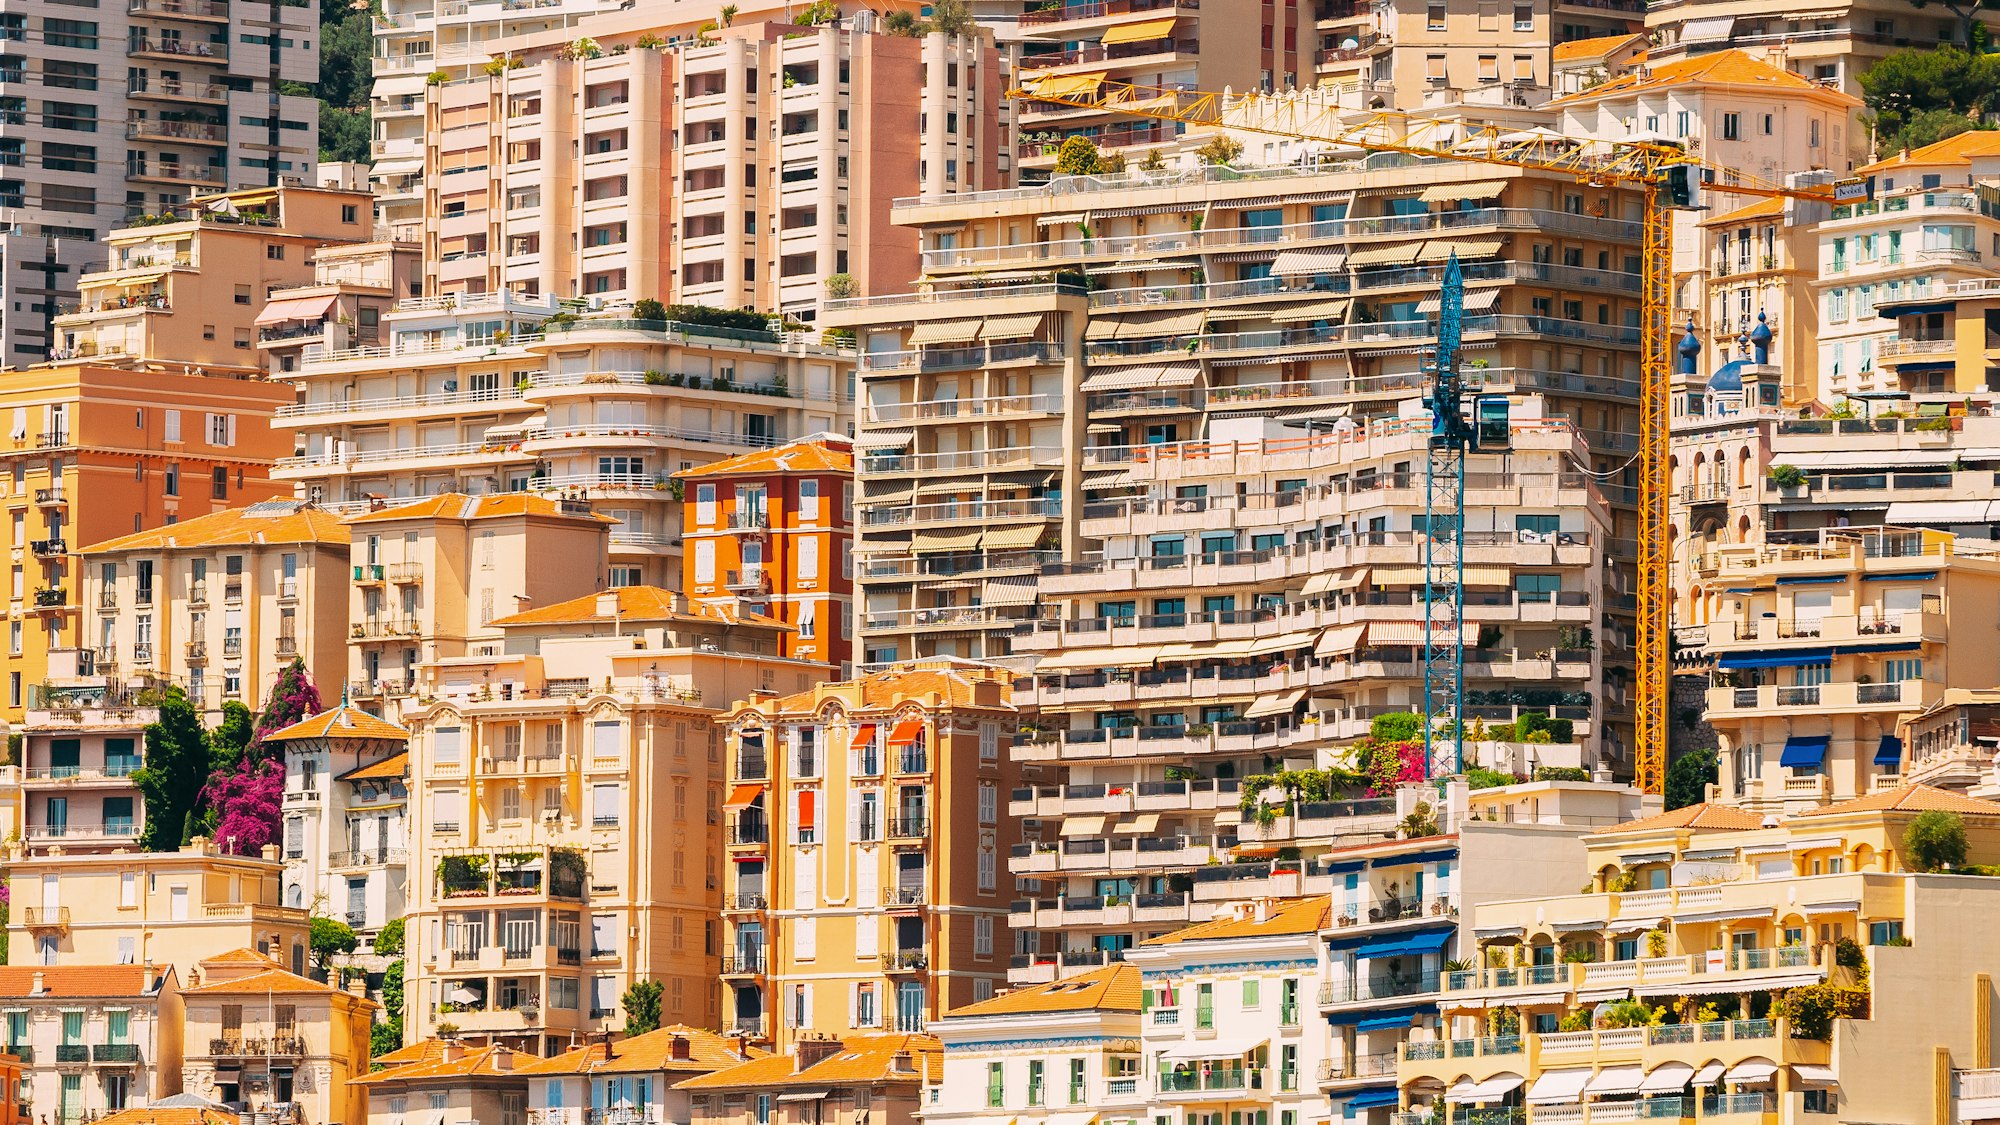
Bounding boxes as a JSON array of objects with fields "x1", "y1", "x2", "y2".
[
  {"x1": 351, "y1": 1041, "x2": 530, "y2": 1125},
  {"x1": 1692, "y1": 197, "x2": 1827, "y2": 405},
  {"x1": 720, "y1": 662, "x2": 1023, "y2": 1048},
  {"x1": 675, "y1": 1034, "x2": 938, "y2": 1125},
  {"x1": 257, "y1": 240, "x2": 425, "y2": 378},
  {"x1": 1645, "y1": 0, "x2": 2000, "y2": 97},
  {"x1": 416, "y1": 3, "x2": 1000, "y2": 320},
  {"x1": 0, "y1": 964, "x2": 182, "y2": 1124},
  {"x1": 1399, "y1": 786, "x2": 2000, "y2": 1125},
  {"x1": 178, "y1": 949, "x2": 377, "y2": 1125},
  {"x1": 14, "y1": 703, "x2": 152, "y2": 855},
  {"x1": 341, "y1": 493, "x2": 612, "y2": 708},
  {"x1": 269, "y1": 301, "x2": 855, "y2": 592},
  {"x1": 1698, "y1": 527, "x2": 2000, "y2": 815},
  {"x1": 825, "y1": 162, "x2": 1645, "y2": 686},
  {"x1": 52, "y1": 186, "x2": 378, "y2": 373},
  {"x1": 1, "y1": 840, "x2": 310, "y2": 978},
  {"x1": 75, "y1": 501, "x2": 352, "y2": 720},
  {"x1": 399, "y1": 585, "x2": 825, "y2": 1052}
]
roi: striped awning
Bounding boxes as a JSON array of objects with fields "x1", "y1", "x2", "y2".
[
  {"x1": 1100, "y1": 15, "x2": 1177, "y2": 43},
  {"x1": 1079, "y1": 363, "x2": 1199, "y2": 391},
  {"x1": 981, "y1": 313, "x2": 1044, "y2": 341},
  {"x1": 1027, "y1": 72, "x2": 1108, "y2": 100},
  {"x1": 1366, "y1": 621, "x2": 1481, "y2": 645},
  {"x1": 1117, "y1": 308, "x2": 1207, "y2": 337},
  {"x1": 908, "y1": 318, "x2": 983, "y2": 346},
  {"x1": 981, "y1": 576, "x2": 1040, "y2": 605},
  {"x1": 1348, "y1": 241, "x2": 1425, "y2": 266},
  {"x1": 1272, "y1": 297, "x2": 1351, "y2": 323},
  {"x1": 981, "y1": 524, "x2": 1048, "y2": 551},
  {"x1": 1417, "y1": 288, "x2": 1501, "y2": 313},
  {"x1": 911, "y1": 527, "x2": 984, "y2": 552},
  {"x1": 1418, "y1": 237, "x2": 1506, "y2": 262},
  {"x1": 1420, "y1": 180, "x2": 1508, "y2": 204},
  {"x1": 1271, "y1": 246, "x2": 1348, "y2": 276}
]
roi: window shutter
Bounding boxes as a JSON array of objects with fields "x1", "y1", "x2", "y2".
[
  {"x1": 855, "y1": 914, "x2": 877, "y2": 957},
  {"x1": 848, "y1": 983, "x2": 859, "y2": 1028},
  {"x1": 796, "y1": 917, "x2": 816, "y2": 960},
  {"x1": 847, "y1": 790, "x2": 860, "y2": 839}
]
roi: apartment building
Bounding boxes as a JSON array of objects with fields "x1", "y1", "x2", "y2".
[
  {"x1": 678, "y1": 436, "x2": 856, "y2": 672},
  {"x1": 0, "y1": 1054, "x2": 20, "y2": 1125},
  {"x1": 178, "y1": 949, "x2": 376, "y2": 1125},
  {"x1": 516, "y1": 1025, "x2": 759, "y2": 1122},
  {"x1": 263, "y1": 703, "x2": 411, "y2": 954},
  {"x1": 0, "y1": 0, "x2": 317, "y2": 366},
  {"x1": 1645, "y1": 0, "x2": 2000, "y2": 95},
  {"x1": 1693, "y1": 197, "x2": 1825, "y2": 404},
  {"x1": 256, "y1": 239, "x2": 424, "y2": 377},
  {"x1": 399, "y1": 584, "x2": 822, "y2": 1052},
  {"x1": 1899, "y1": 690, "x2": 2000, "y2": 793},
  {"x1": 52, "y1": 186, "x2": 377, "y2": 372},
  {"x1": 1816, "y1": 132, "x2": 2000, "y2": 402},
  {"x1": 1, "y1": 838, "x2": 310, "y2": 976},
  {"x1": 351, "y1": 1042, "x2": 529, "y2": 1125},
  {"x1": 417, "y1": 4, "x2": 1000, "y2": 319},
  {"x1": 0, "y1": 362, "x2": 294, "y2": 723},
  {"x1": 1699, "y1": 526, "x2": 2000, "y2": 815},
  {"x1": 826, "y1": 162, "x2": 1648, "y2": 676},
  {"x1": 720, "y1": 662, "x2": 1021, "y2": 1048},
  {"x1": 0, "y1": 964, "x2": 181, "y2": 1124},
  {"x1": 1398, "y1": 785, "x2": 2000, "y2": 1124},
  {"x1": 676, "y1": 1034, "x2": 939, "y2": 1125},
  {"x1": 926, "y1": 965, "x2": 1142, "y2": 1125},
  {"x1": 76, "y1": 501, "x2": 351, "y2": 719},
  {"x1": 13, "y1": 700, "x2": 151, "y2": 855},
  {"x1": 341, "y1": 493, "x2": 610, "y2": 708},
  {"x1": 1550, "y1": 33, "x2": 1644, "y2": 97},
  {"x1": 270, "y1": 302, "x2": 855, "y2": 591}
]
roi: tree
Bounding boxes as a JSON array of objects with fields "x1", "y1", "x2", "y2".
[
  {"x1": 621, "y1": 979, "x2": 665, "y2": 1035},
  {"x1": 881, "y1": 7, "x2": 919, "y2": 32},
  {"x1": 1897, "y1": 5, "x2": 1999, "y2": 62},
  {"x1": 310, "y1": 915, "x2": 359, "y2": 975},
  {"x1": 251, "y1": 659, "x2": 324, "y2": 763},
  {"x1": 134, "y1": 687, "x2": 211, "y2": 851},
  {"x1": 1663, "y1": 746, "x2": 1718, "y2": 811},
  {"x1": 374, "y1": 917, "x2": 406, "y2": 957},
  {"x1": 203, "y1": 758, "x2": 285, "y2": 856},
  {"x1": 720, "y1": 2, "x2": 739, "y2": 25},
  {"x1": 1905, "y1": 809, "x2": 1969, "y2": 871},
  {"x1": 1054, "y1": 136, "x2": 1108, "y2": 176},
  {"x1": 1195, "y1": 134, "x2": 1245, "y2": 166},
  {"x1": 1858, "y1": 48, "x2": 2000, "y2": 155},
  {"x1": 824, "y1": 273, "x2": 858, "y2": 299},
  {"x1": 371, "y1": 959, "x2": 406, "y2": 1057},
  {"x1": 927, "y1": 0, "x2": 975, "y2": 35},
  {"x1": 208, "y1": 700, "x2": 255, "y2": 775}
]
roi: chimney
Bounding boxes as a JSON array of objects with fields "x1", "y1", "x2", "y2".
[
  {"x1": 347, "y1": 974, "x2": 368, "y2": 997},
  {"x1": 725, "y1": 1033, "x2": 748, "y2": 1059},
  {"x1": 596, "y1": 592, "x2": 622, "y2": 619},
  {"x1": 796, "y1": 1035, "x2": 842, "y2": 1070},
  {"x1": 440, "y1": 1042, "x2": 464, "y2": 1064},
  {"x1": 261, "y1": 843, "x2": 280, "y2": 861},
  {"x1": 1253, "y1": 898, "x2": 1273, "y2": 923},
  {"x1": 492, "y1": 1048, "x2": 513, "y2": 1071},
  {"x1": 670, "y1": 1035, "x2": 691, "y2": 1061},
  {"x1": 30, "y1": 972, "x2": 45, "y2": 996},
  {"x1": 142, "y1": 961, "x2": 157, "y2": 994}
]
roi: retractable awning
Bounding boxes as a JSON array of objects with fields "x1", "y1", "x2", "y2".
[
  {"x1": 1418, "y1": 289, "x2": 1500, "y2": 313},
  {"x1": 1271, "y1": 297, "x2": 1352, "y2": 323},
  {"x1": 1447, "y1": 1075, "x2": 1524, "y2": 1104},
  {"x1": 724, "y1": 783, "x2": 765, "y2": 810},
  {"x1": 1638, "y1": 1064, "x2": 1695, "y2": 1094},
  {"x1": 1715, "y1": 649, "x2": 1832, "y2": 669},
  {"x1": 911, "y1": 528, "x2": 984, "y2": 552},
  {"x1": 982, "y1": 576, "x2": 1040, "y2": 605},
  {"x1": 1159, "y1": 1036, "x2": 1266, "y2": 1061},
  {"x1": 887, "y1": 719, "x2": 925, "y2": 745},
  {"x1": 1875, "y1": 734, "x2": 1904, "y2": 768},
  {"x1": 1271, "y1": 246, "x2": 1348, "y2": 276},
  {"x1": 1724, "y1": 1061, "x2": 1779, "y2": 1085},
  {"x1": 255, "y1": 293, "x2": 338, "y2": 326},
  {"x1": 1244, "y1": 688, "x2": 1307, "y2": 718},
  {"x1": 1526, "y1": 1070, "x2": 1591, "y2": 1105},
  {"x1": 1317, "y1": 623, "x2": 1367, "y2": 656},
  {"x1": 981, "y1": 524, "x2": 1047, "y2": 551},
  {"x1": 1419, "y1": 237, "x2": 1505, "y2": 262},
  {"x1": 1354, "y1": 927, "x2": 1453, "y2": 960},
  {"x1": 1791, "y1": 1065, "x2": 1838, "y2": 1088},
  {"x1": 1420, "y1": 180, "x2": 1508, "y2": 204},
  {"x1": 1349, "y1": 241, "x2": 1424, "y2": 267},
  {"x1": 1028, "y1": 72, "x2": 1108, "y2": 99},
  {"x1": 1115, "y1": 812, "x2": 1161, "y2": 834},
  {"x1": 1583, "y1": 1066, "x2": 1645, "y2": 1097},
  {"x1": 1100, "y1": 15, "x2": 1177, "y2": 43},
  {"x1": 1062, "y1": 814, "x2": 1108, "y2": 837},
  {"x1": 1780, "y1": 734, "x2": 1830, "y2": 769},
  {"x1": 982, "y1": 313, "x2": 1045, "y2": 341}
]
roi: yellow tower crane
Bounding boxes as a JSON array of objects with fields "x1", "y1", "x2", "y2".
[{"x1": 1010, "y1": 78, "x2": 1851, "y2": 793}]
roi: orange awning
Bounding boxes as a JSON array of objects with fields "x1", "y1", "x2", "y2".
[
  {"x1": 797, "y1": 789, "x2": 816, "y2": 829},
  {"x1": 850, "y1": 723, "x2": 877, "y2": 747},
  {"x1": 887, "y1": 719, "x2": 924, "y2": 746},
  {"x1": 724, "y1": 783, "x2": 765, "y2": 810},
  {"x1": 254, "y1": 293, "x2": 338, "y2": 326}
]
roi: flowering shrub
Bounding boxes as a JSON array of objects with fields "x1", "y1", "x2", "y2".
[
  {"x1": 250, "y1": 659, "x2": 324, "y2": 763},
  {"x1": 203, "y1": 758, "x2": 283, "y2": 855},
  {"x1": 1364, "y1": 738, "x2": 1426, "y2": 796}
]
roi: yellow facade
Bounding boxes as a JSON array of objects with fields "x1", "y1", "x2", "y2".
[{"x1": 179, "y1": 949, "x2": 377, "y2": 1125}]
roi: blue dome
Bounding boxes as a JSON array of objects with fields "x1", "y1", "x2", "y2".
[
  {"x1": 1709, "y1": 360, "x2": 1747, "y2": 392},
  {"x1": 1748, "y1": 313, "x2": 1773, "y2": 346}
]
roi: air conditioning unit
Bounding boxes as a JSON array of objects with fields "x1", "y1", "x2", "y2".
[{"x1": 443, "y1": 379, "x2": 458, "y2": 392}]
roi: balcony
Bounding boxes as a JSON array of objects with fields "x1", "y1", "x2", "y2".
[
  {"x1": 55, "y1": 1045, "x2": 90, "y2": 1063},
  {"x1": 1158, "y1": 1067, "x2": 1263, "y2": 1095},
  {"x1": 721, "y1": 952, "x2": 765, "y2": 975},
  {"x1": 124, "y1": 117, "x2": 226, "y2": 144},
  {"x1": 725, "y1": 892, "x2": 767, "y2": 911},
  {"x1": 329, "y1": 848, "x2": 407, "y2": 868},
  {"x1": 208, "y1": 1036, "x2": 306, "y2": 1057},
  {"x1": 888, "y1": 815, "x2": 929, "y2": 839},
  {"x1": 21, "y1": 906, "x2": 70, "y2": 930},
  {"x1": 882, "y1": 949, "x2": 929, "y2": 971},
  {"x1": 185, "y1": 641, "x2": 207, "y2": 663},
  {"x1": 128, "y1": 38, "x2": 227, "y2": 63},
  {"x1": 34, "y1": 489, "x2": 65, "y2": 508},
  {"x1": 126, "y1": 160, "x2": 225, "y2": 186},
  {"x1": 92, "y1": 1044, "x2": 141, "y2": 1064}
]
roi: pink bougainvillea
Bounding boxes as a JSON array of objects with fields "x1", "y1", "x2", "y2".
[
  {"x1": 203, "y1": 757, "x2": 284, "y2": 855},
  {"x1": 249, "y1": 659, "x2": 324, "y2": 763},
  {"x1": 1364, "y1": 738, "x2": 1427, "y2": 797}
]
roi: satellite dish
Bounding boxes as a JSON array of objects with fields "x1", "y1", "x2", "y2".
[{"x1": 1341, "y1": 36, "x2": 1358, "y2": 48}]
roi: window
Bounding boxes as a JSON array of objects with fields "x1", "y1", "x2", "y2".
[
  {"x1": 1515, "y1": 574, "x2": 1560, "y2": 603},
  {"x1": 1513, "y1": 2, "x2": 1531, "y2": 28},
  {"x1": 988, "y1": 1063, "x2": 1005, "y2": 1107},
  {"x1": 1195, "y1": 982, "x2": 1214, "y2": 1028},
  {"x1": 1869, "y1": 920, "x2": 1904, "y2": 945},
  {"x1": 1722, "y1": 112, "x2": 1740, "y2": 140},
  {"x1": 1426, "y1": 1, "x2": 1445, "y2": 29}
]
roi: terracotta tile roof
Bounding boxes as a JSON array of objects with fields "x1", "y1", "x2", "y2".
[
  {"x1": 515, "y1": 1026, "x2": 762, "y2": 1076},
  {"x1": 352, "y1": 1044, "x2": 530, "y2": 1085},
  {"x1": 1141, "y1": 896, "x2": 1331, "y2": 945},
  {"x1": 1701, "y1": 196, "x2": 1787, "y2": 227},
  {"x1": 266, "y1": 703, "x2": 409, "y2": 745},
  {"x1": 488, "y1": 585, "x2": 783, "y2": 629},
  {"x1": 1553, "y1": 49, "x2": 1836, "y2": 105},
  {"x1": 344, "y1": 493, "x2": 617, "y2": 526},
  {"x1": 93, "y1": 1106, "x2": 238, "y2": 1125},
  {"x1": 202, "y1": 949, "x2": 285, "y2": 968},
  {"x1": 337, "y1": 750, "x2": 410, "y2": 783},
  {"x1": 763, "y1": 663, "x2": 1016, "y2": 715},
  {"x1": 0, "y1": 965, "x2": 165, "y2": 997},
  {"x1": 82, "y1": 502, "x2": 348, "y2": 555},
  {"x1": 1861, "y1": 129, "x2": 2000, "y2": 173},
  {"x1": 674, "y1": 1034, "x2": 941, "y2": 1090},
  {"x1": 1799, "y1": 781, "x2": 2000, "y2": 818},
  {"x1": 183, "y1": 968, "x2": 353, "y2": 996},
  {"x1": 1588, "y1": 802, "x2": 1765, "y2": 835},
  {"x1": 676, "y1": 436, "x2": 854, "y2": 480},
  {"x1": 942, "y1": 964, "x2": 1141, "y2": 1018},
  {"x1": 1552, "y1": 33, "x2": 1641, "y2": 64},
  {"x1": 369, "y1": 1039, "x2": 450, "y2": 1067}
]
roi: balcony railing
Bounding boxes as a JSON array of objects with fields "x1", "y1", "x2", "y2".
[{"x1": 92, "y1": 1043, "x2": 141, "y2": 1063}]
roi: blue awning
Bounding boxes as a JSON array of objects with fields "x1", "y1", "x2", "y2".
[
  {"x1": 1865, "y1": 571, "x2": 1937, "y2": 581},
  {"x1": 1875, "y1": 735, "x2": 1904, "y2": 768},
  {"x1": 1345, "y1": 1088, "x2": 1401, "y2": 1110},
  {"x1": 1329, "y1": 1003, "x2": 1429, "y2": 1026},
  {"x1": 1358, "y1": 928, "x2": 1455, "y2": 961},
  {"x1": 1780, "y1": 734, "x2": 1830, "y2": 769},
  {"x1": 1873, "y1": 299, "x2": 1956, "y2": 317},
  {"x1": 1325, "y1": 921, "x2": 1453, "y2": 951},
  {"x1": 1356, "y1": 1013, "x2": 1419, "y2": 1033},
  {"x1": 1321, "y1": 859, "x2": 1369, "y2": 875},
  {"x1": 1374, "y1": 847, "x2": 1458, "y2": 868},
  {"x1": 1831, "y1": 642, "x2": 1921, "y2": 656},
  {"x1": 1776, "y1": 575, "x2": 1843, "y2": 585},
  {"x1": 1716, "y1": 649, "x2": 1831, "y2": 670}
]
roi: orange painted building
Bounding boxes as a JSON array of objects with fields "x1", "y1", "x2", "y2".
[
  {"x1": 0, "y1": 362, "x2": 295, "y2": 722},
  {"x1": 0, "y1": 1051, "x2": 21, "y2": 1125},
  {"x1": 678, "y1": 436, "x2": 854, "y2": 674}
]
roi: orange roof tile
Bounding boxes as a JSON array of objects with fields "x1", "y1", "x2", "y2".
[
  {"x1": 1589, "y1": 802, "x2": 1765, "y2": 835},
  {"x1": 942, "y1": 964, "x2": 1141, "y2": 1019},
  {"x1": 344, "y1": 493, "x2": 617, "y2": 526},
  {"x1": 266, "y1": 703, "x2": 409, "y2": 745},
  {"x1": 198, "y1": 948, "x2": 283, "y2": 968},
  {"x1": 515, "y1": 1026, "x2": 762, "y2": 1076},
  {"x1": 1799, "y1": 781, "x2": 2000, "y2": 817},
  {"x1": 0, "y1": 965, "x2": 166, "y2": 997},
  {"x1": 1553, "y1": 49, "x2": 1842, "y2": 106},
  {"x1": 337, "y1": 750, "x2": 410, "y2": 783},
  {"x1": 1141, "y1": 896, "x2": 1331, "y2": 945},
  {"x1": 1861, "y1": 128, "x2": 2000, "y2": 173},
  {"x1": 94, "y1": 1106, "x2": 239, "y2": 1125},
  {"x1": 488, "y1": 585, "x2": 784, "y2": 629},
  {"x1": 352, "y1": 1044, "x2": 531, "y2": 1085},
  {"x1": 1701, "y1": 195, "x2": 1787, "y2": 227},
  {"x1": 1552, "y1": 33, "x2": 1641, "y2": 64},
  {"x1": 183, "y1": 968, "x2": 357, "y2": 997},
  {"x1": 82, "y1": 502, "x2": 349, "y2": 555},
  {"x1": 676, "y1": 436, "x2": 854, "y2": 480},
  {"x1": 674, "y1": 1034, "x2": 940, "y2": 1090},
  {"x1": 369, "y1": 1039, "x2": 451, "y2": 1068},
  {"x1": 760, "y1": 662, "x2": 1016, "y2": 716}
]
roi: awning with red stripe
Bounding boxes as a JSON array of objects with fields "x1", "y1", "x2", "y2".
[{"x1": 887, "y1": 719, "x2": 925, "y2": 746}]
